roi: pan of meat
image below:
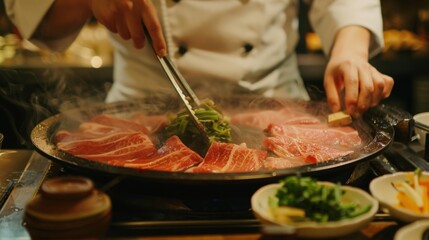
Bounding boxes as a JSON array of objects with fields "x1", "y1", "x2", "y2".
[{"x1": 31, "y1": 95, "x2": 399, "y2": 186}]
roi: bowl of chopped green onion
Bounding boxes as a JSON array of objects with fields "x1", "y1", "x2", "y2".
[
  {"x1": 370, "y1": 170, "x2": 429, "y2": 223},
  {"x1": 251, "y1": 176, "x2": 378, "y2": 239}
]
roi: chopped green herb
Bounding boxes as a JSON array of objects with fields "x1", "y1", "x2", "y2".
[
  {"x1": 162, "y1": 99, "x2": 232, "y2": 155},
  {"x1": 274, "y1": 176, "x2": 371, "y2": 222}
]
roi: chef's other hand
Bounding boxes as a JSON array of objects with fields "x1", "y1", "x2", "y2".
[
  {"x1": 324, "y1": 57, "x2": 393, "y2": 118},
  {"x1": 323, "y1": 27, "x2": 394, "y2": 118},
  {"x1": 91, "y1": 0, "x2": 167, "y2": 56}
]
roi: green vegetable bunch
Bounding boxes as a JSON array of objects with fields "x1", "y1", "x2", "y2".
[
  {"x1": 163, "y1": 99, "x2": 232, "y2": 155},
  {"x1": 275, "y1": 176, "x2": 371, "y2": 222}
]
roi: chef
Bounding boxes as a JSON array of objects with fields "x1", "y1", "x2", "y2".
[{"x1": 5, "y1": 0, "x2": 393, "y2": 117}]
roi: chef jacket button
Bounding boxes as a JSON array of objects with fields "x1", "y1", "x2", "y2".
[
  {"x1": 178, "y1": 45, "x2": 188, "y2": 56},
  {"x1": 243, "y1": 43, "x2": 254, "y2": 54}
]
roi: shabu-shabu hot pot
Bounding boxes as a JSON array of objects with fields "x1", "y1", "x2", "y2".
[{"x1": 31, "y1": 95, "x2": 400, "y2": 186}]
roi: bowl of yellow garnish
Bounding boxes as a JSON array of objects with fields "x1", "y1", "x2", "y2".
[
  {"x1": 251, "y1": 176, "x2": 378, "y2": 239},
  {"x1": 370, "y1": 169, "x2": 429, "y2": 223}
]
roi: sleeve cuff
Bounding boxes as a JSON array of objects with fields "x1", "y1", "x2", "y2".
[{"x1": 309, "y1": 0, "x2": 384, "y2": 58}]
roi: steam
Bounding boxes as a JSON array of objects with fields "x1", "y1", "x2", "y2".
[{"x1": 0, "y1": 68, "x2": 108, "y2": 148}]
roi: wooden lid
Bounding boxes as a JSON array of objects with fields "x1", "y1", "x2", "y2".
[{"x1": 25, "y1": 176, "x2": 111, "y2": 221}]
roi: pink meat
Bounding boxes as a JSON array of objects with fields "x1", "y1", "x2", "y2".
[
  {"x1": 230, "y1": 108, "x2": 320, "y2": 129},
  {"x1": 265, "y1": 123, "x2": 362, "y2": 148},
  {"x1": 57, "y1": 131, "x2": 133, "y2": 150},
  {"x1": 58, "y1": 132, "x2": 157, "y2": 161},
  {"x1": 124, "y1": 136, "x2": 203, "y2": 171},
  {"x1": 264, "y1": 135, "x2": 353, "y2": 163},
  {"x1": 55, "y1": 114, "x2": 200, "y2": 171},
  {"x1": 190, "y1": 142, "x2": 267, "y2": 173},
  {"x1": 55, "y1": 122, "x2": 139, "y2": 144}
]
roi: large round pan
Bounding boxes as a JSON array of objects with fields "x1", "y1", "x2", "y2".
[{"x1": 31, "y1": 96, "x2": 394, "y2": 186}]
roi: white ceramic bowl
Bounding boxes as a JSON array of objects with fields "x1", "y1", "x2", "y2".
[
  {"x1": 251, "y1": 182, "x2": 378, "y2": 239},
  {"x1": 369, "y1": 171, "x2": 429, "y2": 223},
  {"x1": 414, "y1": 112, "x2": 429, "y2": 146},
  {"x1": 394, "y1": 219, "x2": 429, "y2": 240}
]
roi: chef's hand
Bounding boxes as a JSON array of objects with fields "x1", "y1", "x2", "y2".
[
  {"x1": 324, "y1": 26, "x2": 394, "y2": 117},
  {"x1": 90, "y1": 0, "x2": 167, "y2": 56}
]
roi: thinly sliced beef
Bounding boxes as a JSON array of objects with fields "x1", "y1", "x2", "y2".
[
  {"x1": 57, "y1": 131, "x2": 133, "y2": 150},
  {"x1": 56, "y1": 113, "x2": 159, "y2": 164},
  {"x1": 56, "y1": 122, "x2": 136, "y2": 144},
  {"x1": 264, "y1": 135, "x2": 353, "y2": 163},
  {"x1": 124, "y1": 136, "x2": 203, "y2": 171},
  {"x1": 58, "y1": 132, "x2": 157, "y2": 161},
  {"x1": 190, "y1": 142, "x2": 267, "y2": 173},
  {"x1": 265, "y1": 123, "x2": 362, "y2": 148},
  {"x1": 230, "y1": 108, "x2": 320, "y2": 130},
  {"x1": 55, "y1": 108, "x2": 362, "y2": 173}
]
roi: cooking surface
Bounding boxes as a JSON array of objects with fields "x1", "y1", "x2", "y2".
[
  {"x1": 31, "y1": 99, "x2": 395, "y2": 185},
  {"x1": 0, "y1": 139, "x2": 427, "y2": 239}
]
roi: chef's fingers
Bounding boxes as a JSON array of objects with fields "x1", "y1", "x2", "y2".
[
  {"x1": 90, "y1": 0, "x2": 118, "y2": 34},
  {"x1": 104, "y1": 22, "x2": 118, "y2": 34},
  {"x1": 381, "y1": 73, "x2": 394, "y2": 98},
  {"x1": 324, "y1": 73, "x2": 342, "y2": 113},
  {"x1": 135, "y1": 0, "x2": 167, "y2": 56},
  {"x1": 355, "y1": 64, "x2": 374, "y2": 115},
  {"x1": 341, "y1": 63, "x2": 360, "y2": 117},
  {"x1": 369, "y1": 66, "x2": 386, "y2": 107},
  {"x1": 127, "y1": 2, "x2": 145, "y2": 49},
  {"x1": 116, "y1": 13, "x2": 131, "y2": 40}
]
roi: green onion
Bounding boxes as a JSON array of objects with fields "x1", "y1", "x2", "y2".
[
  {"x1": 274, "y1": 176, "x2": 371, "y2": 222},
  {"x1": 162, "y1": 99, "x2": 232, "y2": 155}
]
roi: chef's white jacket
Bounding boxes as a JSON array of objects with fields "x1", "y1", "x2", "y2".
[{"x1": 5, "y1": 0, "x2": 384, "y2": 103}]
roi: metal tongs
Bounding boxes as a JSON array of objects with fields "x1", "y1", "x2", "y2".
[{"x1": 144, "y1": 28, "x2": 210, "y2": 143}]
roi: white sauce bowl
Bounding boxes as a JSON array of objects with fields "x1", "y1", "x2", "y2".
[{"x1": 414, "y1": 112, "x2": 429, "y2": 146}]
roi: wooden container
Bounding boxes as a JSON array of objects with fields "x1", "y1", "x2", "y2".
[{"x1": 24, "y1": 176, "x2": 111, "y2": 239}]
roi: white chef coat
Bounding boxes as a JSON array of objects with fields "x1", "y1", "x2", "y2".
[{"x1": 5, "y1": 0, "x2": 384, "y2": 103}]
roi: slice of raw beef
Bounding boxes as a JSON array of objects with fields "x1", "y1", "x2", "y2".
[
  {"x1": 265, "y1": 123, "x2": 362, "y2": 148},
  {"x1": 189, "y1": 142, "x2": 267, "y2": 173},
  {"x1": 230, "y1": 108, "x2": 320, "y2": 130},
  {"x1": 58, "y1": 132, "x2": 157, "y2": 161},
  {"x1": 55, "y1": 122, "x2": 136, "y2": 143},
  {"x1": 124, "y1": 135, "x2": 204, "y2": 171},
  {"x1": 264, "y1": 135, "x2": 353, "y2": 163}
]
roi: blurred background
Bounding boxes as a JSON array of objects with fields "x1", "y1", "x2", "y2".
[{"x1": 0, "y1": 0, "x2": 429, "y2": 149}]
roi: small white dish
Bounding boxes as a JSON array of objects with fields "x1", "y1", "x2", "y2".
[
  {"x1": 394, "y1": 219, "x2": 429, "y2": 240},
  {"x1": 414, "y1": 112, "x2": 429, "y2": 146},
  {"x1": 369, "y1": 171, "x2": 429, "y2": 223},
  {"x1": 251, "y1": 182, "x2": 378, "y2": 239}
]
